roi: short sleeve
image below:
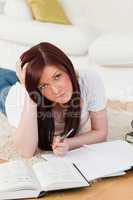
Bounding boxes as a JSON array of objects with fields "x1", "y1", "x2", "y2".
[
  {"x1": 5, "y1": 82, "x2": 26, "y2": 128},
  {"x1": 80, "y1": 70, "x2": 107, "y2": 112}
]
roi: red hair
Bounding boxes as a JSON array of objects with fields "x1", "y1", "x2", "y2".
[{"x1": 20, "y1": 42, "x2": 81, "y2": 150}]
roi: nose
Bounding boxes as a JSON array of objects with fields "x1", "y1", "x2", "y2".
[{"x1": 51, "y1": 85, "x2": 60, "y2": 95}]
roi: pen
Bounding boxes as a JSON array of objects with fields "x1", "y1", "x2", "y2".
[{"x1": 60, "y1": 128, "x2": 74, "y2": 142}]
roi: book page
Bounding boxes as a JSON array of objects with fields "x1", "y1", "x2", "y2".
[
  {"x1": 42, "y1": 140, "x2": 133, "y2": 164},
  {"x1": 85, "y1": 140, "x2": 133, "y2": 157},
  {"x1": 84, "y1": 140, "x2": 133, "y2": 167},
  {"x1": 63, "y1": 142, "x2": 133, "y2": 181},
  {"x1": 42, "y1": 140, "x2": 133, "y2": 181},
  {"x1": 32, "y1": 159, "x2": 89, "y2": 191},
  {"x1": 41, "y1": 147, "x2": 88, "y2": 162},
  {"x1": 103, "y1": 171, "x2": 126, "y2": 178},
  {"x1": 0, "y1": 160, "x2": 39, "y2": 192}
]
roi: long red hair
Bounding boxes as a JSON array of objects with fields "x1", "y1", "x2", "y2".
[{"x1": 20, "y1": 42, "x2": 81, "y2": 150}]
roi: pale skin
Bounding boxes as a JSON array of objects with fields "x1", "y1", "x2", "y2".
[{"x1": 14, "y1": 62, "x2": 108, "y2": 158}]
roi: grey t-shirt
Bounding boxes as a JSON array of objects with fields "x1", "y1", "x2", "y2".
[{"x1": 54, "y1": 70, "x2": 107, "y2": 135}]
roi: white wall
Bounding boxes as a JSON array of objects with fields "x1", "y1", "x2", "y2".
[{"x1": 85, "y1": 0, "x2": 133, "y2": 33}]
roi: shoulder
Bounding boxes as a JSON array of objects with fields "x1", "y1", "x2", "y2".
[
  {"x1": 78, "y1": 69, "x2": 104, "y2": 93},
  {"x1": 78, "y1": 70, "x2": 106, "y2": 112},
  {"x1": 79, "y1": 69, "x2": 103, "y2": 82}
]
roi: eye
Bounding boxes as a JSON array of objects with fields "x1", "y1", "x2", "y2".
[
  {"x1": 54, "y1": 73, "x2": 62, "y2": 80},
  {"x1": 42, "y1": 84, "x2": 48, "y2": 89},
  {"x1": 39, "y1": 84, "x2": 48, "y2": 92}
]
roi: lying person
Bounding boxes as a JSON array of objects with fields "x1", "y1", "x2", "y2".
[{"x1": 0, "y1": 42, "x2": 108, "y2": 158}]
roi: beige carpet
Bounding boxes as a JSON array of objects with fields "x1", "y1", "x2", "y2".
[{"x1": 0, "y1": 103, "x2": 133, "y2": 161}]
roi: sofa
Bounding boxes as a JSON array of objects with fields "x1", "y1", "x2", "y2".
[{"x1": 0, "y1": 0, "x2": 133, "y2": 103}]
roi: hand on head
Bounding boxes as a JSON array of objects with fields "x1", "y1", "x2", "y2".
[{"x1": 16, "y1": 59, "x2": 28, "y2": 86}]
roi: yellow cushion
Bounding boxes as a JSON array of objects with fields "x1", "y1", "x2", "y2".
[{"x1": 27, "y1": 0, "x2": 71, "y2": 25}]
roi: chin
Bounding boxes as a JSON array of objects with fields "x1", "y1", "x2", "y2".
[
  {"x1": 58, "y1": 94, "x2": 71, "y2": 104},
  {"x1": 58, "y1": 99, "x2": 69, "y2": 104}
]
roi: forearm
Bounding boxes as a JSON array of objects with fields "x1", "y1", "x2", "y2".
[
  {"x1": 66, "y1": 130, "x2": 107, "y2": 150},
  {"x1": 13, "y1": 93, "x2": 38, "y2": 158}
]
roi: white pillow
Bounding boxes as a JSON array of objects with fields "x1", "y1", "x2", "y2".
[
  {"x1": 89, "y1": 34, "x2": 133, "y2": 67},
  {"x1": 0, "y1": 40, "x2": 29, "y2": 70},
  {"x1": 4, "y1": 0, "x2": 32, "y2": 20},
  {"x1": 0, "y1": 15, "x2": 95, "y2": 56}
]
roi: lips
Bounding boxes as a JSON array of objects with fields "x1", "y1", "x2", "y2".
[{"x1": 56, "y1": 93, "x2": 65, "y2": 98}]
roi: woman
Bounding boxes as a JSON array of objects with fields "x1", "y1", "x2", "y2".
[{"x1": 0, "y1": 42, "x2": 108, "y2": 158}]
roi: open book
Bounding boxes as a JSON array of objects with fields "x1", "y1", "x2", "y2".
[
  {"x1": 42, "y1": 140, "x2": 133, "y2": 181},
  {"x1": 0, "y1": 139, "x2": 133, "y2": 199},
  {"x1": 0, "y1": 159, "x2": 89, "y2": 200}
]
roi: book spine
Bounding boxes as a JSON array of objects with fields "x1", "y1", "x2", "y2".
[
  {"x1": 38, "y1": 191, "x2": 48, "y2": 198},
  {"x1": 72, "y1": 163, "x2": 90, "y2": 185}
]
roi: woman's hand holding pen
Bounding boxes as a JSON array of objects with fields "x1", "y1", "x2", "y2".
[
  {"x1": 52, "y1": 129, "x2": 73, "y2": 156},
  {"x1": 52, "y1": 136, "x2": 69, "y2": 156}
]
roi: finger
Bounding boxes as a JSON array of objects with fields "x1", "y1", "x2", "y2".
[
  {"x1": 52, "y1": 143, "x2": 61, "y2": 150},
  {"x1": 55, "y1": 142, "x2": 66, "y2": 148},
  {"x1": 16, "y1": 59, "x2": 23, "y2": 83},
  {"x1": 53, "y1": 136, "x2": 61, "y2": 146},
  {"x1": 52, "y1": 145, "x2": 68, "y2": 156},
  {"x1": 54, "y1": 148, "x2": 68, "y2": 156},
  {"x1": 53, "y1": 136, "x2": 60, "y2": 143},
  {"x1": 52, "y1": 140, "x2": 65, "y2": 150},
  {"x1": 53, "y1": 148, "x2": 66, "y2": 156},
  {"x1": 16, "y1": 59, "x2": 21, "y2": 68},
  {"x1": 16, "y1": 59, "x2": 22, "y2": 73},
  {"x1": 55, "y1": 136, "x2": 61, "y2": 142},
  {"x1": 23, "y1": 63, "x2": 28, "y2": 71},
  {"x1": 20, "y1": 63, "x2": 28, "y2": 85}
]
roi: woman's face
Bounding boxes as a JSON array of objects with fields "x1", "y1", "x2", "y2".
[{"x1": 38, "y1": 65, "x2": 73, "y2": 104}]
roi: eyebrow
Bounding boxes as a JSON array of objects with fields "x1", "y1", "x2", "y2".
[{"x1": 39, "y1": 70, "x2": 60, "y2": 86}]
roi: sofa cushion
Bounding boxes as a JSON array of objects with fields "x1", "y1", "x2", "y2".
[
  {"x1": 89, "y1": 34, "x2": 133, "y2": 67},
  {"x1": 0, "y1": 40, "x2": 29, "y2": 70},
  {"x1": 0, "y1": 15, "x2": 95, "y2": 56},
  {"x1": 0, "y1": 39, "x2": 90, "y2": 73},
  {"x1": 28, "y1": 0, "x2": 71, "y2": 25},
  {"x1": 4, "y1": 0, "x2": 32, "y2": 20}
]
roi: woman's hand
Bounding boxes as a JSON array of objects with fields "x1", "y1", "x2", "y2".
[
  {"x1": 52, "y1": 136, "x2": 69, "y2": 156},
  {"x1": 16, "y1": 59, "x2": 28, "y2": 86}
]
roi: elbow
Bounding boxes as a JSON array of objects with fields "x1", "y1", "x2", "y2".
[
  {"x1": 17, "y1": 148, "x2": 35, "y2": 159},
  {"x1": 18, "y1": 150, "x2": 34, "y2": 159},
  {"x1": 16, "y1": 144, "x2": 35, "y2": 159},
  {"x1": 13, "y1": 136, "x2": 35, "y2": 159},
  {"x1": 99, "y1": 129, "x2": 108, "y2": 142}
]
